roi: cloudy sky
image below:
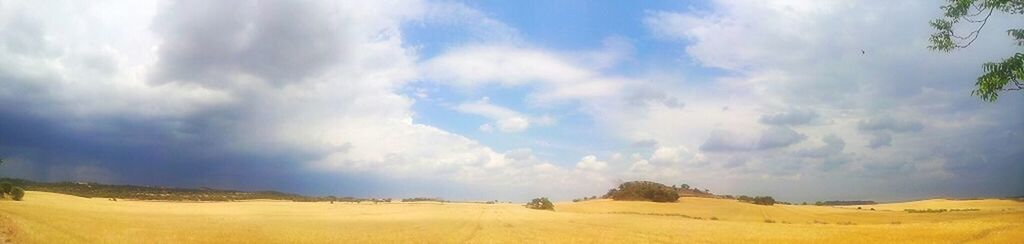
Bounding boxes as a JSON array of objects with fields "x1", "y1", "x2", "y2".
[{"x1": 0, "y1": 0, "x2": 1021, "y2": 202}]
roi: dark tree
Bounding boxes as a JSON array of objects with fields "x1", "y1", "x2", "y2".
[
  {"x1": 0, "y1": 181, "x2": 11, "y2": 195},
  {"x1": 929, "y1": 0, "x2": 1024, "y2": 101},
  {"x1": 526, "y1": 197, "x2": 554, "y2": 210},
  {"x1": 10, "y1": 187, "x2": 24, "y2": 201}
]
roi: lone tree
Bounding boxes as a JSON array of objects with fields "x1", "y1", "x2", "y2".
[
  {"x1": 10, "y1": 187, "x2": 24, "y2": 201},
  {"x1": 929, "y1": 0, "x2": 1024, "y2": 102},
  {"x1": 526, "y1": 197, "x2": 554, "y2": 210}
]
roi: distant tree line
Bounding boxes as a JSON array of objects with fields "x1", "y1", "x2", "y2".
[
  {"x1": 401, "y1": 197, "x2": 448, "y2": 203},
  {"x1": 572, "y1": 195, "x2": 598, "y2": 202},
  {"x1": 904, "y1": 208, "x2": 979, "y2": 213},
  {"x1": 736, "y1": 195, "x2": 776, "y2": 206},
  {"x1": 813, "y1": 200, "x2": 877, "y2": 206},
  {"x1": 0, "y1": 178, "x2": 372, "y2": 202}
]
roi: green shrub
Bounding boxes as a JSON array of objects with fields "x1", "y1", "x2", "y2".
[
  {"x1": 526, "y1": 197, "x2": 554, "y2": 210},
  {"x1": 0, "y1": 181, "x2": 12, "y2": 195},
  {"x1": 764, "y1": 219, "x2": 776, "y2": 223},
  {"x1": 11, "y1": 187, "x2": 24, "y2": 201}
]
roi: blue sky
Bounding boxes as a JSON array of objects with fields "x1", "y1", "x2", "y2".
[{"x1": 0, "y1": 0, "x2": 1021, "y2": 202}]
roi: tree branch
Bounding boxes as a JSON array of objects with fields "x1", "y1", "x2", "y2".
[{"x1": 952, "y1": 7, "x2": 995, "y2": 48}]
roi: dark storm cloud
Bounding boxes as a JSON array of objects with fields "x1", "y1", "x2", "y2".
[
  {"x1": 857, "y1": 116, "x2": 920, "y2": 150},
  {"x1": 856, "y1": 116, "x2": 923, "y2": 133},
  {"x1": 758, "y1": 110, "x2": 819, "y2": 126},
  {"x1": 860, "y1": 160, "x2": 913, "y2": 177},
  {"x1": 151, "y1": 0, "x2": 345, "y2": 87},
  {"x1": 0, "y1": 0, "x2": 363, "y2": 195},
  {"x1": 700, "y1": 126, "x2": 806, "y2": 152}
]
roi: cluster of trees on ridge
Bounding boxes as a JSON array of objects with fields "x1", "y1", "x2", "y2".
[
  {"x1": 603, "y1": 181, "x2": 680, "y2": 202},
  {"x1": 401, "y1": 197, "x2": 447, "y2": 203},
  {"x1": 571, "y1": 195, "x2": 598, "y2": 202},
  {"x1": 736, "y1": 195, "x2": 777, "y2": 206},
  {"x1": 582, "y1": 181, "x2": 791, "y2": 206},
  {"x1": 814, "y1": 200, "x2": 877, "y2": 206}
]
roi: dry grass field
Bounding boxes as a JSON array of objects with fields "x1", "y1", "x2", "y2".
[{"x1": 1, "y1": 191, "x2": 1022, "y2": 243}]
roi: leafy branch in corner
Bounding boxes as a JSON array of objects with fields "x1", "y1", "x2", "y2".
[{"x1": 929, "y1": 0, "x2": 1024, "y2": 102}]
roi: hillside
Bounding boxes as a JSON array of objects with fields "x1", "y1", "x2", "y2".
[
  {"x1": 2, "y1": 192, "x2": 1023, "y2": 243},
  {"x1": 559, "y1": 197, "x2": 1024, "y2": 225},
  {"x1": 837, "y1": 198, "x2": 1024, "y2": 212}
]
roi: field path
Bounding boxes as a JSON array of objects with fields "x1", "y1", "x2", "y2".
[{"x1": 458, "y1": 207, "x2": 485, "y2": 243}]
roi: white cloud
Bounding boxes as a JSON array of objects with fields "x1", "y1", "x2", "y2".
[
  {"x1": 629, "y1": 159, "x2": 652, "y2": 172},
  {"x1": 575, "y1": 155, "x2": 608, "y2": 171},
  {"x1": 423, "y1": 45, "x2": 628, "y2": 103},
  {"x1": 456, "y1": 97, "x2": 535, "y2": 133}
]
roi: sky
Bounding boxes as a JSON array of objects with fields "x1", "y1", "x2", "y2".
[{"x1": 0, "y1": 0, "x2": 1021, "y2": 202}]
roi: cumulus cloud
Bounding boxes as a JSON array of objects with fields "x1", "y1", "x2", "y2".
[
  {"x1": 629, "y1": 159, "x2": 653, "y2": 172},
  {"x1": 575, "y1": 155, "x2": 608, "y2": 171},
  {"x1": 650, "y1": 146, "x2": 693, "y2": 164},
  {"x1": 422, "y1": 45, "x2": 629, "y2": 102}
]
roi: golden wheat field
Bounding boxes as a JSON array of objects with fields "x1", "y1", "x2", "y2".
[{"x1": 0, "y1": 191, "x2": 1022, "y2": 243}]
